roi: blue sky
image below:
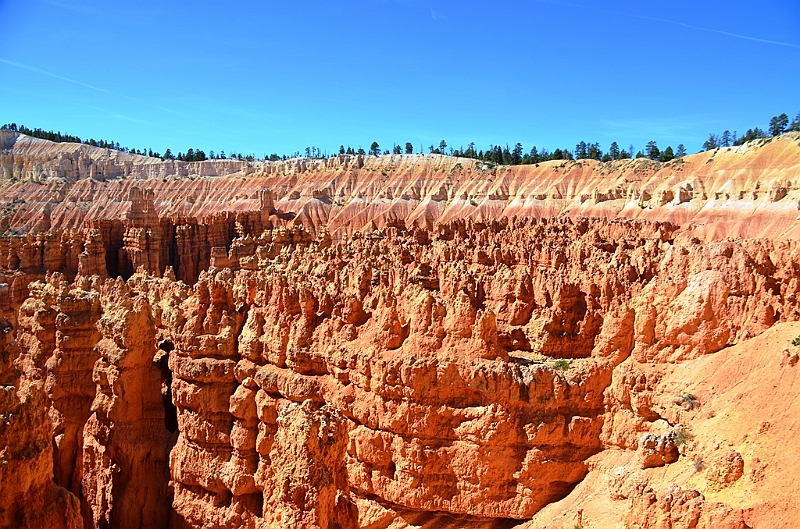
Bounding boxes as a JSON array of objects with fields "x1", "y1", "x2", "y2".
[{"x1": 1, "y1": 0, "x2": 798, "y2": 157}]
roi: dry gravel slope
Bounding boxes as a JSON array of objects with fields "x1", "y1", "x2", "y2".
[{"x1": 523, "y1": 320, "x2": 800, "y2": 529}]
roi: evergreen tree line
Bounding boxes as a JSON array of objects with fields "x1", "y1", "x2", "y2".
[
  {"x1": 3, "y1": 123, "x2": 93, "y2": 146},
  {"x1": 0, "y1": 123, "x2": 261, "y2": 163},
  {"x1": 342, "y1": 140, "x2": 580, "y2": 163},
  {"x1": 350, "y1": 139, "x2": 680, "y2": 164},
  {"x1": 4, "y1": 109, "x2": 799, "y2": 167},
  {"x1": 160, "y1": 148, "x2": 259, "y2": 162},
  {"x1": 701, "y1": 112, "x2": 800, "y2": 151}
]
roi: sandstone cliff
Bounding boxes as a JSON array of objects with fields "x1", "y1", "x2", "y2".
[{"x1": 0, "y1": 133, "x2": 799, "y2": 528}]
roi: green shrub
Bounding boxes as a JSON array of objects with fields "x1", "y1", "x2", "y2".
[
  {"x1": 552, "y1": 359, "x2": 570, "y2": 372},
  {"x1": 673, "y1": 426, "x2": 694, "y2": 448}
]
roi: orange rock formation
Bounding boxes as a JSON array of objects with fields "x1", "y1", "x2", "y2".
[{"x1": 0, "y1": 131, "x2": 799, "y2": 528}]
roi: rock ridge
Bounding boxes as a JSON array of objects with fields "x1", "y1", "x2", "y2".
[{"x1": 2, "y1": 131, "x2": 800, "y2": 241}]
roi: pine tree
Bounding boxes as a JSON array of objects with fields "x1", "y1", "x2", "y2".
[
  {"x1": 702, "y1": 134, "x2": 719, "y2": 151},
  {"x1": 588, "y1": 143, "x2": 602, "y2": 160},
  {"x1": 466, "y1": 142, "x2": 476, "y2": 158},
  {"x1": 645, "y1": 141, "x2": 659, "y2": 160},
  {"x1": 512, "y1": 143, "x2": 523, "y2": 165},
  {"x1": 769, "y1": 113, "x2": 789, "y2": 136},
  {"x1": 658, "y1": 146, "x2": 674, "y2": 162},
  {"x1": 790, "y1": 113, "x2": 800, "y2": 132},
  {"x1": 575, "y1": 141, "x2": 587, "y2": 159},
  {"x1": 608, "y1": 142, "x2": 620, "y2": 160}
]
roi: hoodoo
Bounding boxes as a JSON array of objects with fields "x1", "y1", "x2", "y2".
[{"x1": 1, "y1": 130, "x2": 800, "y2": 528}]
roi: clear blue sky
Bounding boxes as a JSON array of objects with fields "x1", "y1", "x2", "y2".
[{"x1": 1, "y1": 0, "x2": 798, "y2": 157}]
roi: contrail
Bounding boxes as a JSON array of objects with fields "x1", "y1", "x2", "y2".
[
  {"x1": 0, "y1": 57, "x2": 183, "y2": 113},
  {"x1": 630, "y1": 13, "x2": 800, "y2": 49},
  {"x1": 532, "y1": 0, "x2": 800, "y2": 49},
  {"x1": 0, "y1": 57, "x2": 116, "y2": 94}
]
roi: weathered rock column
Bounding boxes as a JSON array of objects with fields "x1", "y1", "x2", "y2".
[
  {"x1": 0, "y1": 312, "x2": 83, "y2": 529},
  {"x1": 81, "y1": 293, "x2": 171, "y2": 529},
  {"x1": 46, "y1": 282, "x2": 103, "y2": 496}
]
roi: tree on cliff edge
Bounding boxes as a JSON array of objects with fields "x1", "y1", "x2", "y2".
[
  {"x1": 608, "y1": 142, "x2": 620, "y2": 160},
  {"x1": 369, "y1": 142, "x2": 380, "y2": 156},
  {"x1": 790, "y1": 113, "x2": 800, "y2": 132},
  {"x1": 769, "y1": 113, "x2": 789, "y2": 137},
  {"x1": 702, "y1": 134, "x2": 719, "y2": 151},
  {"x1": 645, "y1": 141, "x2": 660, "y2": 160}
]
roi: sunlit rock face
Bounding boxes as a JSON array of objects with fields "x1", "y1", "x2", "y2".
[{"x1": 0, "y1": 132, "x2": 799, "y2": 528}]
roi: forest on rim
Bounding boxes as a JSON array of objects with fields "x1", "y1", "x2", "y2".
[{"x1": 3, "y1": 110, "x2": 799, "y2": 166}]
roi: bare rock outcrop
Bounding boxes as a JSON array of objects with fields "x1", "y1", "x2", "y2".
[
  {"x1": 626, "y1": 485, "x2": 748, "y2": 529},
  {"x1": 706, "y1": 450, "x2": 745, "y2": 490},
  {"x1": 638, "y1": 430, "x2": 680, "y2": 469}
]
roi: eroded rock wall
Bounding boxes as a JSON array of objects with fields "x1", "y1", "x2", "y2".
[
  {"x1": 0, "y1": 308, "x2": 82, "y2": 529},
  {"x1": 1, "y1": 133, "x2": 800, "y2": 528},
  {"x1": 2, "y1": 215, "x2": 797, "y2": 527},
  {"x1": 80, "y1": 284, "x2": 172, "y2": 529}
]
